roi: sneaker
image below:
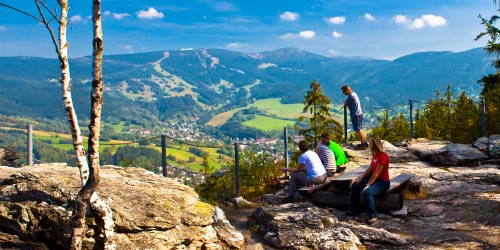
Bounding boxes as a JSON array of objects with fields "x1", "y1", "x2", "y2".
[{"x1": 366, "y1": 218, "x2": 378, "y2": 225}]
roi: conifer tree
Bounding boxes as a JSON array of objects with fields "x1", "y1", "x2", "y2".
[
  {"x1": 296, "y1": 79, "x2": 342, "y2": 144},
  {"x1": 450, "y1": 92, "x2": 481, "y2": 143},
  {"x1": 476, "y1": 1, "x2": 500, "y2": 135}
]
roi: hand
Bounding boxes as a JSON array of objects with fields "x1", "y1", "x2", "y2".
[
  {"x1": 363, "y1": 185, "x2": 371, "y2": 191},
  {"x1": 349, "y1": 177, "x2": 359, "y2": 188}
]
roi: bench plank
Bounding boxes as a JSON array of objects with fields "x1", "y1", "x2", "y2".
[
  {"x1": 331, "y1": 165, "x2": 368, "y2": 182},
  {"x1": 298, "y1": 176, "x2": 336, "y2": 195},
  {"x1": 388, "y1": 173, "x2": 416, "y2": 193}
]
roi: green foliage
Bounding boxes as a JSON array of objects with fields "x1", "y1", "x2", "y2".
[
  {"x1": 479, "y1": 74, "x2": 500, "y2": 135},
  {"x1": 296, "y1": 79, "x2": 343, "y2": 145},
  {"x1": 372, "y1": 109, "x2": 410, "y2": 143},
  {"x1": 112, "y1": 145, "x2": 161, "y2": 172},
  {"x1": 196, "y1": 151, "x2": 282, "y2": 204},
  {"x1": 476, "y1": 2, "x2": 500, "y2": 135}
]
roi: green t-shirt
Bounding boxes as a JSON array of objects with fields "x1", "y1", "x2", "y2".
[{"x1": 329, "y1": 141, "x2": 349, "y2": 166}]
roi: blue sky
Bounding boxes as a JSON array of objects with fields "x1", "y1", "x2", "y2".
[{"x1": 0, "y1": 0, "x2": 497, "y2": 60}]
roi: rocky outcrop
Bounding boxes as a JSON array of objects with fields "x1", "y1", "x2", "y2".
[
  {"x1": 247, "y1": 202, "x2": 405, "y2": 250},
  {"x1": 0, "y1": 164, "x2": 244, "y2": 249},
  {"x1": 0, "y1": 146, "x2": 20, "y2": 167}
]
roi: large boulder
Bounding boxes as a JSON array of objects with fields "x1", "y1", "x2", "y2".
[
  {"x1": 0, "y1": 146, "x2": 20, "y2": 167},
  {"x1": 248, "y1": 202, "x2": 405, "y2": 250},
  {"x1": 0, "y1": 164, "x2": 244, "y2": 249}
]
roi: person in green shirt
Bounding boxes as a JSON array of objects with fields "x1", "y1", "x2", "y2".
[{"x1": 319, "y1": 132, "x2": 349, "y2": 172}]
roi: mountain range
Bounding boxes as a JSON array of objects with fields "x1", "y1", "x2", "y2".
[{"x1": 0, "y1": 47, "x2": 495, "y2": 127}]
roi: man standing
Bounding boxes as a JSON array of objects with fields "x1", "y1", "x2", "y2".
[
  {"x1": 279, "y1": 140, "x2": 327, "y2": 203},
  {"x1": 341, "y1": 84, "x2": 368, "y2": 149}
]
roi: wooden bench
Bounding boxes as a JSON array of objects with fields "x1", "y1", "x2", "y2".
[
  {"x1": 298, "y1": 165, "x2": 368, "y2": 195},
  {"x1": 298, "y1": 165, "x2": 416, "y2": 211}
]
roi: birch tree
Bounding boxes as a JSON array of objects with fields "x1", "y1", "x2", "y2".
[{"x1": 0, "y1": 1, "x2": 114, "y2": 249}]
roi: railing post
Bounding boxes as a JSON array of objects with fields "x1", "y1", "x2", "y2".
[
  {"x1": 27, "y1": 125, "x2": 33, "y2": 165},
  {"x1": 344, "y1": 106, "x2": 348, "y2": 146},
  {"x1": 234, "y1": 142, "x2": 241, "y2": 198},
  {"x1": 482, "y1": 99, "x2": 486, "y2": 137},
  {"x1": 409, "y1": 99, "x2": 414, "y2": 140},
  {"x1": 161, "y1": 134, "x2": 167, "y2": 177},
  {"x1": 283, "y1": 127, "x2": 289, "y2": 178}
]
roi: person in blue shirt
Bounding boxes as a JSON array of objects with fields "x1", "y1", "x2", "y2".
[
  {"x1": 341, "y1": 84, "x2": 368, "y2": 149},
  {"x1": 279, "y1": 140, "x2": 327, "y2": 203}
]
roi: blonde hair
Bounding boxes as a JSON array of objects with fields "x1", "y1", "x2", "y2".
[
  {"x1": 341, "y1": 84, "x2": 352, "y2": 94},
  {"x1": 369, "y1": 136, "x2": 385, "y2": 155}
]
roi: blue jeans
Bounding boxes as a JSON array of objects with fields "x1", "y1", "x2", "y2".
[{"x1": 350, "y1": 177, "x2": 390, "y2": 219}]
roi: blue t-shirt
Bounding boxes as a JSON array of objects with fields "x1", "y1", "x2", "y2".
[
  {"x1": 298, "y1": 150, "x2": 326, "y2": 179},
  {"x1": 346, "y1": 92, "x2": 363, "y2": 116}
]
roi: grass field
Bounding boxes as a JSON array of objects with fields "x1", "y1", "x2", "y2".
[
  {"x1": 248, "y1": 98, "x2": 306, "y2": 118},
  {"x1": 206, "y1": 98, "x2": 307, "y2": 126},
  {"x1": 242, "y1": 115, "x2": 295, "y2": 131}
]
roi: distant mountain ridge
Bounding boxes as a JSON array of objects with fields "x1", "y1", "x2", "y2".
[{"x1": 0, "y1": 47, "x2": 494, "y2": 125}]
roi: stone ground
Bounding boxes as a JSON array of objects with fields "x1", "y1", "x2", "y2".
[{"x1": 223, "y1": 161, "x2": 500, "y2": 250}]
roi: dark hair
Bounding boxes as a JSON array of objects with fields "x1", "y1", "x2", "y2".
[
  {"x1": 320, "y1": 132, "x2": 331, "y2": 146},
  {"x1": 341, "y1": 84, "x2": 352, "y2": 94},
  {"x1": 298, "y1": 140, "x2": 310, "y2": 152}
]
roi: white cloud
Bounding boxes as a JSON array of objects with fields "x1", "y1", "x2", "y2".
[
  {"x1": 280, "y1": 33, "x2": 295, "y2": 40},
  {"x1": 280, "y1": 11, "x2": 299, "y2": 21},
  {"x1": 137, "y1": 7, "x2": 164, "y2": 19},
  {"x1": 119, "y1": 44, "x2": 133, "y2": 53},
  {"x1": 0, "y1": 26, "x2": 6, "y2": 31},
  {"x1": 326, "y1": 16, "x2": 346, "y2": 25},
  {"x1": 393, "y1": 14, "x2": 447, "y2": 29},
  {"x1": 421, "y1": 14, "x2": 447, "y2": 27},
  {"x1": 410, "y1": 18, "x2": 426, "y2": 29},
  {"x1": 393, "y1": 14, "x2": 409, "y2": 24},
  {"x1": 225, "y1": 42, "x2": 249, "y2": 49},
  {"x1": 104, "y1": 11, "x2": 111, "y2": 16},
  {"x1": 299, "y1": 30, "x2": 316, "y2": 39},
  {"x1": 70, "y1": 15, "x2": 84, "y2": 23},
  {"x1": 364, "y1": 13, "x2": 375, "y2": 21},
  {"x1": 181, "y1": 48, "x2": 194, "y2": 51},
  {"x1": 332, "y1": 31, "x2": 343, "y2": 38},
  {"x1": 280, "y1": 30, "x2": 316, "y2": 39},
  {"x1": 113, "y1": 13, "x2": 131, "y2": 20},
  {"x1": 257, "y1": 63, "x2": 277, "y2": 69}
]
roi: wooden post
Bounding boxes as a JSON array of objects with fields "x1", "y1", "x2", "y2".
[
  {"x1": 344, "y1": 107, "x2": 348, "y2": 146},
  {"x1": 482, "y1": 99, "x2": 486, "y2": 137},
  {"x1": 409, "y1": 99, "x2": 414, "y2": 140},
  {"x1": 284, "y1": 127, "x2": 289, "y2": 178},
  {"x1": 234, "y1": 142, "x2": 241, "y2": 198},
  {"x1": 161, "y1": 134, "x2": 167, "y2": 177},
  {"x1": 27, "y1": 124, "x2": 33, "y2": 166}
]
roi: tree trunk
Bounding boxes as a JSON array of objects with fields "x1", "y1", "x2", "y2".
[{"x1": 70, "y1": 0, "x2": 114, "y2": 249}]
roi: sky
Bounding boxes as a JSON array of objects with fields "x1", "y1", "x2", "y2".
[{"x1": 0, "y1": 0, "x2": 497, "y2": 60}]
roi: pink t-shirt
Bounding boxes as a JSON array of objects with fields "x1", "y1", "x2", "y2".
[{"x1": 370, "y1": 152, "x2": 390, "y2": 181}]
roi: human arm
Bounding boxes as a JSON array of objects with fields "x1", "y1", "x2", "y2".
[
  {"x1": 279, "y1": 163, "x2": 306, "y2": 173},
  {"x1": 350, "y1": 165, "x2": 371, "y2": 188},
  {"x1": 362, "y1": 163, "x2": 384, "y2": 191}
]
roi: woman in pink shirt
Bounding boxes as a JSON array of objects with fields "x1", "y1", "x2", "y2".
[{"x1": 348, "y1": 136, "x2": 390, "y2": 224}]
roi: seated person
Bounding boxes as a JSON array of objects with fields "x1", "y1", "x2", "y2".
[
  {"x1": 315, "y1": 132, "x2": 337, "y2": 176},
  {"x1": 349, "y1": 136, "x2": 390, "y2": 224},
  {"x1": 328, "y1": 139, "x2": 349, "y2": 173},
  {"x1": 280, "y1": 140, "x2": 327, "y2": 203}
]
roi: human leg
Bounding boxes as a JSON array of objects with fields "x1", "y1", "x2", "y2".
[
  {"x1": 361, "y1": 180, "x2": 390, "y2": 219},
  {"x1": 350, "y1": 177, "x2": 369, "y2": 214},
  {"x1": 288, "y1": 172, "x2": 307, "y2": 197}
]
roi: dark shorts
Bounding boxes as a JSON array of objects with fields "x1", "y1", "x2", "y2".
[{"x1": 351, "y1": 114, "x2": 363, "y2": 131}]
